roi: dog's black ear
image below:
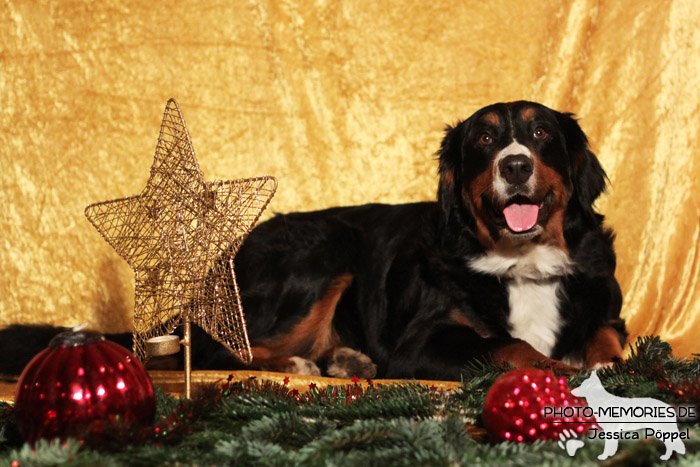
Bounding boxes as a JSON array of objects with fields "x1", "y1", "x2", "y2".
[
  {"x1": 558, "y1": 112, "x2": 608, "y2": 215},
  {"x1": 437, "y1": 121, "x2": 466, "y2": 222}
]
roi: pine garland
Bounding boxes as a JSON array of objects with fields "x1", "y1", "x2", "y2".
[{"x1": 1, "y1": 336, "x2": 699, "y2": 466}]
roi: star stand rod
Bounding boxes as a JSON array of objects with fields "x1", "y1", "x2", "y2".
[{"x1": 183, "y1": 321, "x2": 192, "y2": 399}]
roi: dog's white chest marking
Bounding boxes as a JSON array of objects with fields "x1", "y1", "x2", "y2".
[
  {"x1": 506, "y1": 279, "x2": 561, "y2": 357},
  {"x1": 469, "y1": 245, "x2": 572, "y2": 357}
]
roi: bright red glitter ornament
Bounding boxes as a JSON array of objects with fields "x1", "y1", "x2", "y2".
[
  {"x1": 14, "y1": 328, "x2": 155, "y2": 444},
  {"x1": 482, "y1": 369, "x2": 596, "y2": 443}
]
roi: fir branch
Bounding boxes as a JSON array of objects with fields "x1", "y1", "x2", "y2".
[{"x1": 1, "y1": 335, "x2": 699, "y2": 466}]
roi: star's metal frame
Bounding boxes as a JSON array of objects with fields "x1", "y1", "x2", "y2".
[{"x1": 85, "y1": 100, "x2": 276, "y2": 396}]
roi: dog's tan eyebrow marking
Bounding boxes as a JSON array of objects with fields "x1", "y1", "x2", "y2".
[
  {"x1": 521, "y1": 108, "x2": 536, "y2": 121},
  {"x1": 483, "y1": 112, "x2": 500, "y2": 126}
]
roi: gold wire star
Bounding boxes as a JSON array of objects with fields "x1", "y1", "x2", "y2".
[{"x1": 85, "y1": 99, "x2": 277, "y2": 363}]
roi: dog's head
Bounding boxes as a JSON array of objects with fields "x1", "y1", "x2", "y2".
[{"x1": 438, "y1": 101, "x2": 607, "y2": 250}]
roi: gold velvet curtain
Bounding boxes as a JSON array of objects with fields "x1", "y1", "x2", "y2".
[{"x1": 1, "y1": 0, "x2": 699, "y2": 357}]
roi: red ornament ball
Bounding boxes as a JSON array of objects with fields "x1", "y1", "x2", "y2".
[
  {"x1": 14, "y1": 328, "x2": 155, "y2": 444},
  {"x1": 482, "y1": 369, "x2": 596, "y2": 443}
]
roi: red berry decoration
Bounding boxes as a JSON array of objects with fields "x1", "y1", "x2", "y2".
[
  {"x1": 14, "y1": 327, "x2": 155, "y2": 444},
  {"x1": 482, "y1": 369, "x2": 596, "y2": 443}
]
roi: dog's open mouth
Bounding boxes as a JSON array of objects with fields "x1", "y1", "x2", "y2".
[
  {"x1": 503, "y1": 196, "x2": 542, "y2": 233},
  {"x1": 485, "y1": 192, "x2": 554, "y2": 235},
  {"x1": 504, "y1": 192, "x2": 555, "y2": 234}
]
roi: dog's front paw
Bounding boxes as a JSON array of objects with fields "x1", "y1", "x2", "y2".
[
  {"x1": 327, "y1": 347, "x2": 377, "y2": 379},
  {"x1": 590, "y1": 361, "x2": 615, "y2": 371},
  {"x1": 539, "y1": 358, "x2": 579, "y2": 376},
  {"x1": 284, "y1": 356, "x2": 321, "y2": 376}
]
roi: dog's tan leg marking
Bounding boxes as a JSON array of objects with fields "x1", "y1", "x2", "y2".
[
  {"x1": 250, "y1": 274, "x2": 352, "y2": 368},
  {"x1": 449, "y1": 310, "x2": 492, "y2": 338},
  {"x1": 584, "y1": 326, "x2": 623, "y2": 370},
  {"x1": 492, "y1": 340, "x2": 578, "y2": 374}
]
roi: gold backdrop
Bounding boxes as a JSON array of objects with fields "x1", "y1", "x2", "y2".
[{"x1": 1, "y1": 1, "x2": 699, "y2": 357}]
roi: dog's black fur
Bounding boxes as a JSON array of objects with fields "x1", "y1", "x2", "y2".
[{"x1": 0, "y1": 101, "x2": 626, "y2": 381}]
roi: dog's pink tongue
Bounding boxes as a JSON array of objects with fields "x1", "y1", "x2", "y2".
[{"x1": 503, "y1": 204, "x2": 539, "y2": 232}]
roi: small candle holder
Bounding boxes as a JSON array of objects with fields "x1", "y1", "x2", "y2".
[{"x1": 145, "y1": 322, "x2": 192, "y2": 398}]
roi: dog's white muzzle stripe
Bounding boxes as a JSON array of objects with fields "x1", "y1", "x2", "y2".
[{"x1": 492, "y1": 139, "x2": 535, "y2": 202}]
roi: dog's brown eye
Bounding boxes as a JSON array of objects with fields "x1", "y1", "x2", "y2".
[
  {"x1": 479, "y1": 133, "x2": 493, "y2": 145},
  {"x1": 533, "y1": 128, "x2": 548, "y2": 140}
]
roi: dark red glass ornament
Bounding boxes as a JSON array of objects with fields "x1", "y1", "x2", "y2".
[
  {"x1": 14, "y1": 329, "x2": 155, "y2": 444},
  {"x1": 482, "y1": 369, "x2": 596, "y2": 443}
]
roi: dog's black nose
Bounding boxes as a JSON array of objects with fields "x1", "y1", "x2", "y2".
[{"x1": 499, "y1": 154, "x2": 533, "y2": 185}]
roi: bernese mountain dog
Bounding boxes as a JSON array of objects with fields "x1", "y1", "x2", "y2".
[{"x1": 0, "y1": 101, "x2": 626, "y2": 382}]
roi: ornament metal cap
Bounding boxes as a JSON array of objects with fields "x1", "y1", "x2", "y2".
[{"x1": 49, "y1": 326, "x2": 106, "y2": 349}]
